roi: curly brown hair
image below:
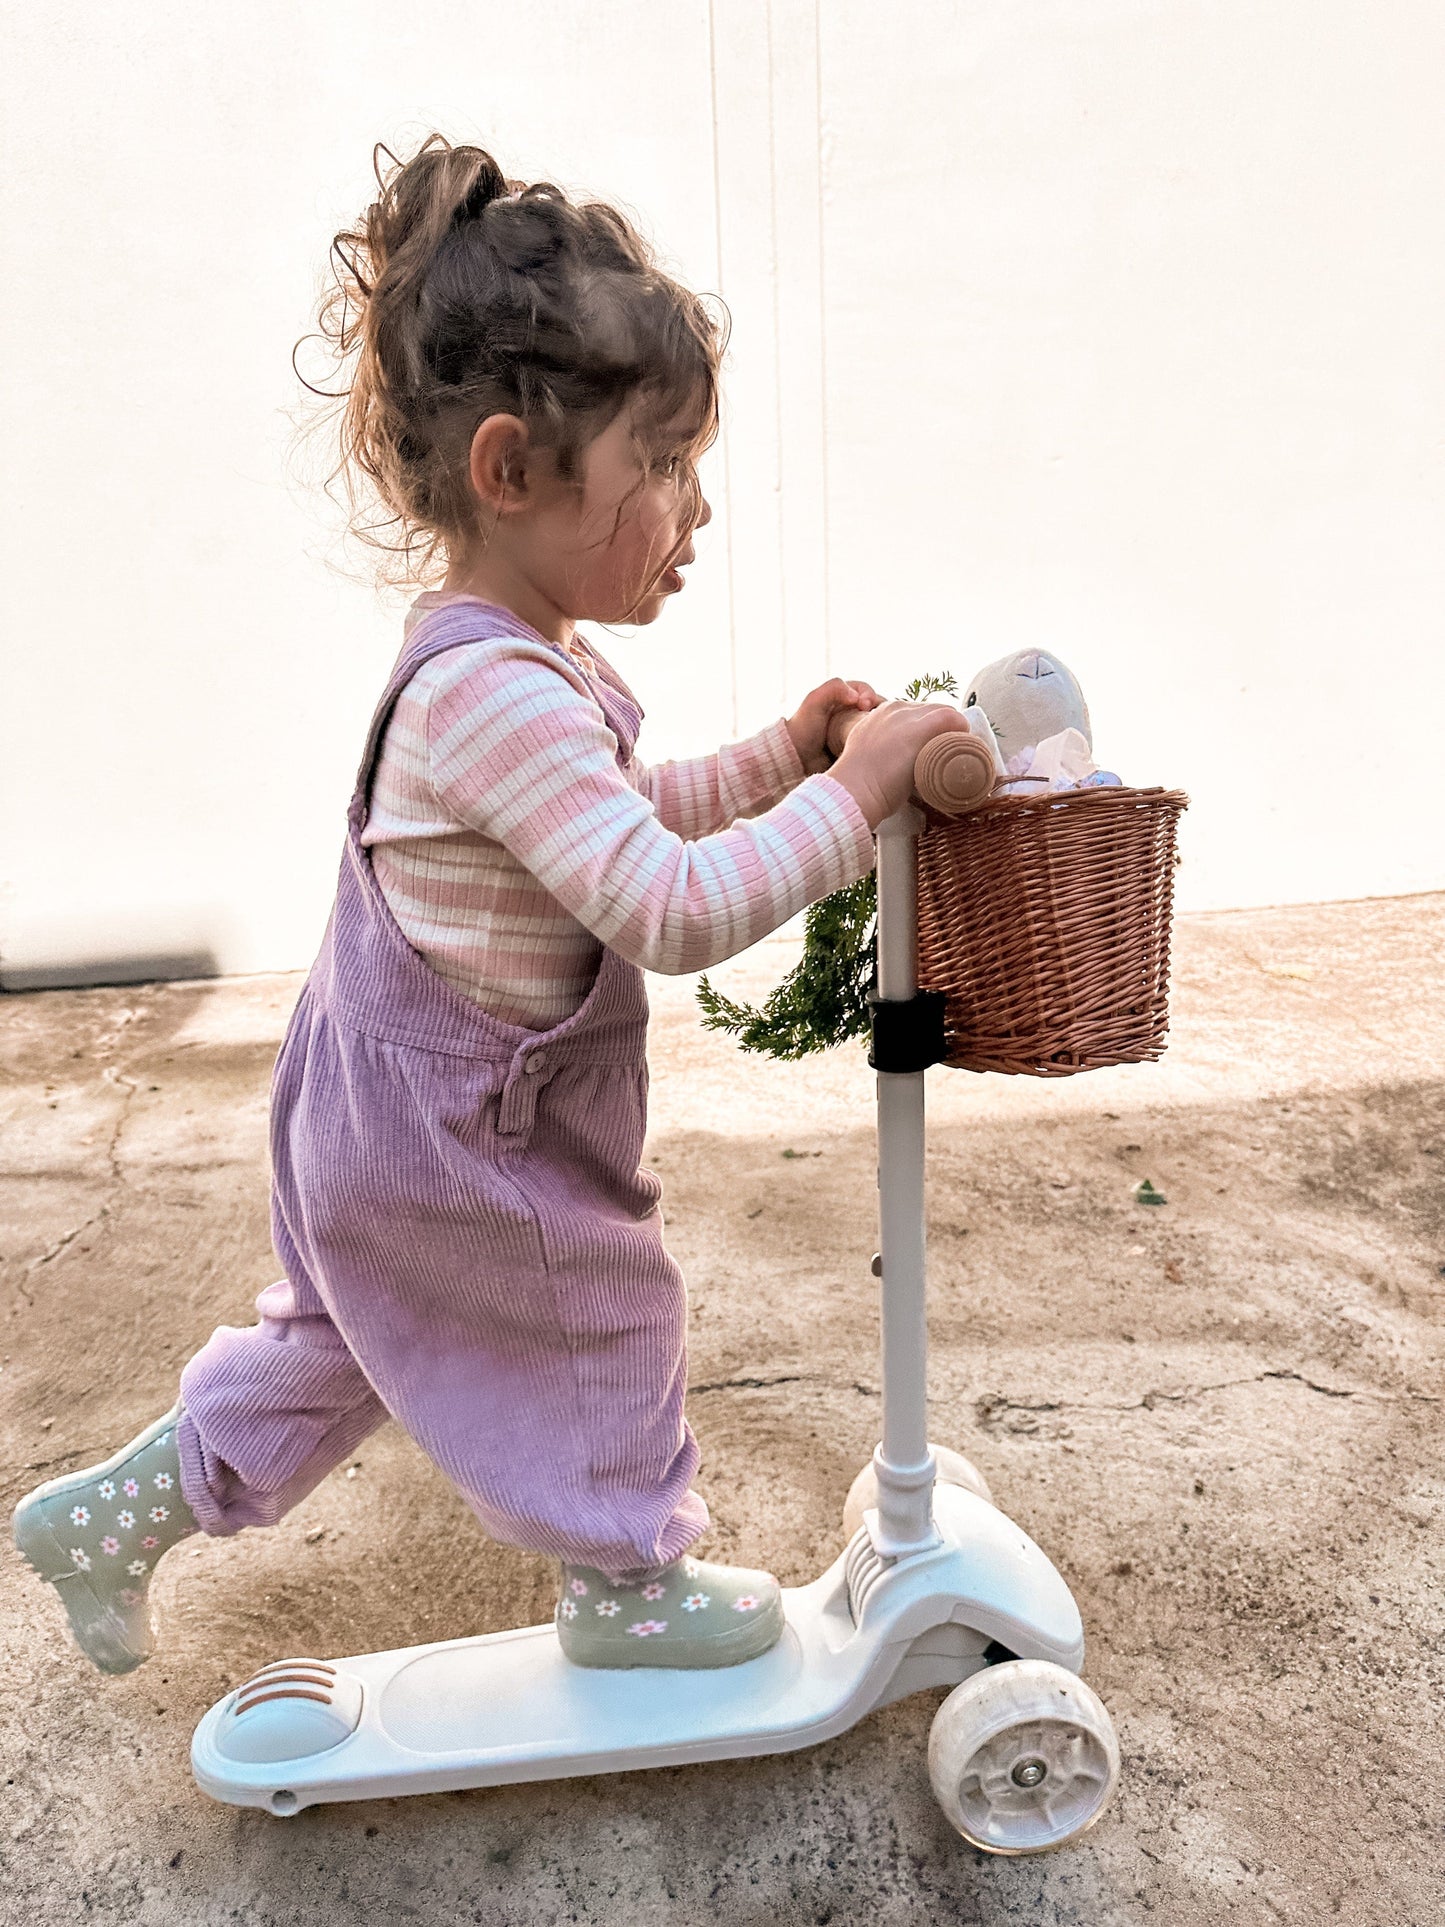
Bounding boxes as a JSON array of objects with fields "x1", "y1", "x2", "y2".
[{"x1": 298, "y1": 133, "x2": 727, "y2": 587}]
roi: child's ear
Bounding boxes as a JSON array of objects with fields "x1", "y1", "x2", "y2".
[{"x1": 467, "y1": 413, "x2": 534, "y2": 515}]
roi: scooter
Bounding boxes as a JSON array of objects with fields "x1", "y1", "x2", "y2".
[{"x1": 192, "y1": 753, "x2": 1121, "y2": 1855}]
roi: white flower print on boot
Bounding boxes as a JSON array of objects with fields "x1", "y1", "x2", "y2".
[
  {"x1": 554, "y1": 1554, "x2": 784, "y2": 1669},
  {"x1": 12, "y1": 1403, "x2": 198, "y2": 1675}
]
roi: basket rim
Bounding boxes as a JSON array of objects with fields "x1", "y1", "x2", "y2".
[{"x1": 923, "y1": 782, "x2": 1190, "y2": 826}]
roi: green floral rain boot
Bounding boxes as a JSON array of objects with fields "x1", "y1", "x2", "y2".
[
  {"x1": 555, "y1": 1552, "x2": 785, "y2": 1669},
  {"x1": 12, "y1": 1404, "x2": 198, "y2": 1675}
]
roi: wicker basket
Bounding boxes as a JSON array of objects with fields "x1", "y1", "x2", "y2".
[{"x1": 915, "y1": 784, "x2": 1189, "y2": 1076}]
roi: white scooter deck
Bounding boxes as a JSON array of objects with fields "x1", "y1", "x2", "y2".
[{"x1": 192, "y1": 1485, "x2": 1085, "y2": 1814}]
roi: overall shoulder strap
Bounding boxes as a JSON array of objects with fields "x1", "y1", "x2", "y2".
[{"x1": 349, "y1": 599, "x2": 566, "y2": 809}]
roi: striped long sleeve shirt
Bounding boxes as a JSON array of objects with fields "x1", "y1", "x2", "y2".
[{"x1": 362, "y1": 598, "x2": 876, "y2": 1030}]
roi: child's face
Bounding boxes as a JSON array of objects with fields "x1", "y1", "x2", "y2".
[{"x1": 556, "y1": 401, "x2": 712, "y2": 627}]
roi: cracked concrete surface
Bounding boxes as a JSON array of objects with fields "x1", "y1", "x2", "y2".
[{"x1": 2, "y1": 894, "x2": 1443, "y2": 1924}]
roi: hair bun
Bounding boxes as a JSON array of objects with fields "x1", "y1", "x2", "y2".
[{"x1": 454, "y1": 155, "x2": 509, "y2": 226}]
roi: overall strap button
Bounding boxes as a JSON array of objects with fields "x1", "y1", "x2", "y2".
[{"x1": 523, "y1": 1050, "x2": 548, "y2": 1075}]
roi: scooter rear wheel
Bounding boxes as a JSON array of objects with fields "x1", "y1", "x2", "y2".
[
  {"x1": 842, "y1": 1444, "x2": 992, "y2": 1541},
  {"x1": 928, "y1": 1659, "x2": 1119, "y2": 1854}
]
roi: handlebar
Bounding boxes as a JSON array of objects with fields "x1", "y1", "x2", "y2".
[{"x1": 830, "y1": 706, "x2": 998, "y2": 816}]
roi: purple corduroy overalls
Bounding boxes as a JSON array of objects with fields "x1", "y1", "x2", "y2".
[{"x1": 176, "y1": 602, "x2": 708, "y2": 1582}]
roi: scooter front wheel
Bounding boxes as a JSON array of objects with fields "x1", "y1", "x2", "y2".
[
  {"x1": 928, "y1": 1660, "x2": 1120, "y2": 1854},
  {"x1": 842, "y1": 1443, "x2": 992, "y2": 1540}
]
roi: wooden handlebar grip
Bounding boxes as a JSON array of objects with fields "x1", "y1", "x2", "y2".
[
  {"x1": 912, "y1": 731, "x2": 997, "y2": 814},
  {"x1": 825, "y1": 706, "x2": 997, "y2": 813}
]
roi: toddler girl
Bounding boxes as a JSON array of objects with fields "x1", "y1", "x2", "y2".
[{"x1": 14, "y1": 136, "x2": 964, "y2": 1675}]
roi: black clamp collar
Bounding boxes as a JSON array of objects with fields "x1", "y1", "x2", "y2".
[{"x1": 867, "y1": 988, "x2": 948, "y2": 1074}]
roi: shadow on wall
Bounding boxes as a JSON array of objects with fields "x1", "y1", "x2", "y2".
[{"x1": 0, "y1": 950, "x2": 222, "y2": 993}]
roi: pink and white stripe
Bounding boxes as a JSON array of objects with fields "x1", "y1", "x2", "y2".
[{"x1": 362, "y1": 596, "x2": 875, "y2": 1029}]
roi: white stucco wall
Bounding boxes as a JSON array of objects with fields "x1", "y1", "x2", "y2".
[{"x1": 3, "y1": 2, "x2": 1442, "y2": 985}]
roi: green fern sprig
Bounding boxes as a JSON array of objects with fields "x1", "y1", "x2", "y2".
[
  {"x1": 901, "y1": 672, "x2": 959, "y2": 703},
  {"x1": 696, "y1": 875, "x2": 878, "y2": 1058}
]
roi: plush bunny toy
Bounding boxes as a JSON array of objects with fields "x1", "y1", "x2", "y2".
[{"x1": 964, "y1": 649, "x2": 1092, "y2": 762}]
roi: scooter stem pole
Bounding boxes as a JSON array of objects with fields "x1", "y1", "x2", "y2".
[{"x1": 870, "y1": 805, "x2": 940, "y2": 1558}]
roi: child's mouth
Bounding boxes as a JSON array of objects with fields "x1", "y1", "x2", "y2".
[{"x1": 662, "y1": 566, "x2": 685, "y2": 592}]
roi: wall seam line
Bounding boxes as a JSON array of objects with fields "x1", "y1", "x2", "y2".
[
  {"x1": 707, "y1": 0, "x2": 740, "y2": 738},
  {"x1": 814, "y1": 0, "x2": 831, "y2": 673}
]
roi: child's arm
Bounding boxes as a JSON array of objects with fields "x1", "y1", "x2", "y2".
[
  {"x1": 626, "y1": 722, "x2": 803, "y2": 840},
  {"x1": 628, "y1": 681, "x2": 883, "y2": 839},
  {"x1": 421, "y1": 642, "x2": 876, "y2": 976}
]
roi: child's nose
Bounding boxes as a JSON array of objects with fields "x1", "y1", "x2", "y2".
[{"x1": 695, "y1": 492, "x2": 713, "y2": 530}]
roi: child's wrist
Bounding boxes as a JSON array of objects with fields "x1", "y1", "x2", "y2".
[
  {"x1": 785, "y1": 714, "x2": 833, "y2": 775},
  {"x1": 827, "y1": 759, "x2": 889, "y2": 830}
]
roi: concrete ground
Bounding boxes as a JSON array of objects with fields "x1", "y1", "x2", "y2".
[{"x1": 2, "y1": 894, "x2": 1442, "y2": 1926}]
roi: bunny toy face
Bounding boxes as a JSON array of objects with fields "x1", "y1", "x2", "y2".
[{"x1": 964, "y1": 650, "x2": 1091, "y2": 759}]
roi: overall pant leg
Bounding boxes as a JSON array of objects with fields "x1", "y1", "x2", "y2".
[
  {"x1": 176, "y1": 1222, "x2": 387, "y2": 1536},
  {"x1": 272, "y1": 1031, "x2": 710, "y2": 1583}
]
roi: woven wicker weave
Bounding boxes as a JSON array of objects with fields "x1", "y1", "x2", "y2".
[{"x1": 915, "y1": 784, "x2": 1189, "y2": 1076}]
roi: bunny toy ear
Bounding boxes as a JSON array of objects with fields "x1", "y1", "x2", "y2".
[{"x1": 961, "y1": 704, "x2": 1003, "y2": 772}]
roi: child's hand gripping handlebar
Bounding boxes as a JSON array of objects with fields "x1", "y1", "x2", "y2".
[{"x1": 826, "y1": 700, "x2": 997, "y2": 827}]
